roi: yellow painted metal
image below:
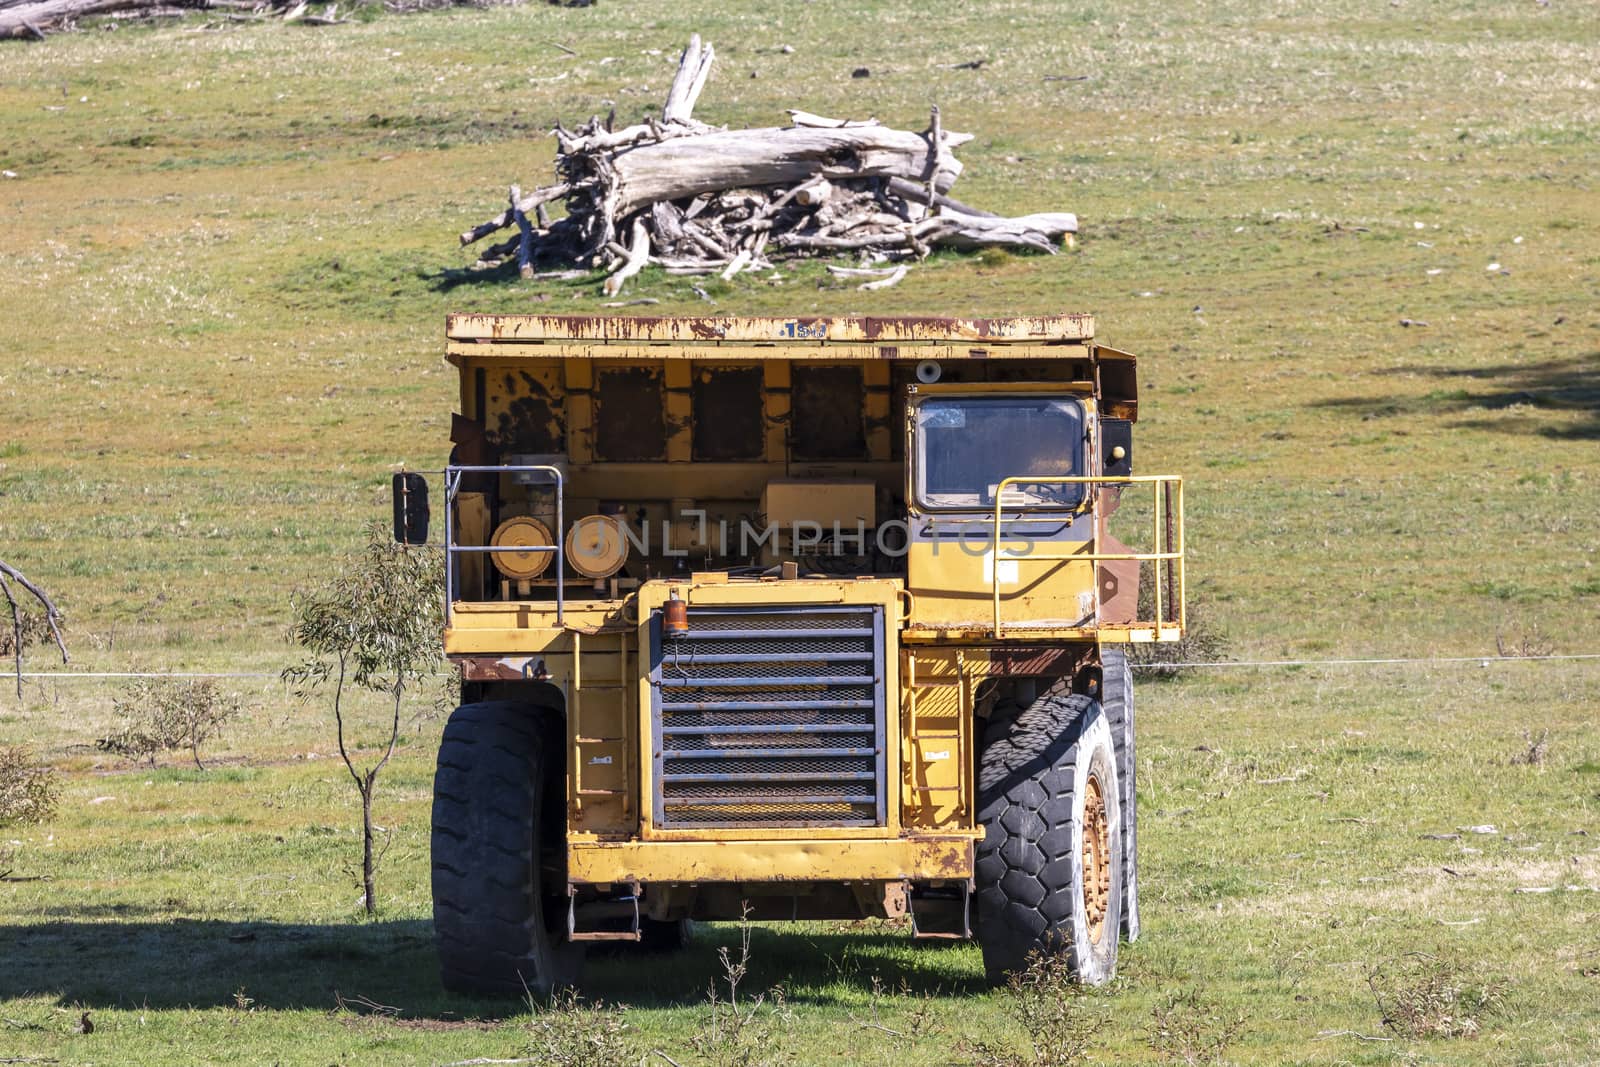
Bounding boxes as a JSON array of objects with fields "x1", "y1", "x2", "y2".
[
  {"x1": 438, "y1": 315, "x2": 1182, "y2": 893},
  {"x1": 446, "y1": 313, "x2": 1095, "y2": 344},
  {"x1": 900, "y1": 648, "x2": 978, "y2": 831},
  {"x1": 566, "y1": 515, "x2": 630, "y2": 578},
  {"x1": 760, "y1": 480, "x2": 876, "y2": 529},
  {"x1": 989, "y1": 475, "x2": 1186, "y2": 640},
  {"x1": 489, "y1": 516, "x2": 554, "y2": 579},
  {"x1": 906, "y1": 540, "x2": 1095, "y2": 633},
  {"x1": 567, "y1": 834, "x2": 977, "y2": 884}
]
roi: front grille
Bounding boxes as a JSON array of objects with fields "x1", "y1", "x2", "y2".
[{"x1": 651, "y1": 606, "x2": 886, "y2": 829}]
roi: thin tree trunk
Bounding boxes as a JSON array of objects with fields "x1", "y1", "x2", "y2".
[
  {"x1": 329, "y1": 653, "x2": 379, "y2": 913},
  {"x1": 361, "y1": 777, "x2": 376, "y2": 915}
]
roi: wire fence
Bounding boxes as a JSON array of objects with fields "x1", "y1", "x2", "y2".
[{"x1": 11, "y1": 652, "x2": 1600, "y2": 683}]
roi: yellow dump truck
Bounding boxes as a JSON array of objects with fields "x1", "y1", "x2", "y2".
[{"x1": 397, "y1": 313, "x2": 1184, "y2": 994}]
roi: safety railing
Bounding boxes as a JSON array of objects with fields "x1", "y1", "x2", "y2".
[
  {"x1": 989, "y1": 475, "x2": 1184, "y2": 639},
  {"x1": 444, "y1": 464, "x2": 565, "y2": 627}
]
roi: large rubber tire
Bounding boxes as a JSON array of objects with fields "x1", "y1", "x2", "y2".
[
  {"x1": 976, "y1": 689, "x2": 1122, "y2": 986},
  {"x1": 432, "y1": 701, "x2": 584, "y2": 997},
  {"x1": 1101, "y1": 650, "x2": 1140, "y2": 942}
]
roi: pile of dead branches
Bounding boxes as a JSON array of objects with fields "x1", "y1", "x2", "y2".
[
  {"x1": 1, "y1": 0, "x2": 345, "y2": 38},
  {"x1": 459, "y1": 35, "x2": 1078, "y2": 294}
]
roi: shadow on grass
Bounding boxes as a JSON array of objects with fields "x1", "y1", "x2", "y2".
[
  {"x1": 422, "y1": 261, "x2": 602, "y2": 294},
  {"x1": 2, "y1": 918, "x2": 985, "y2": 1016},
  {"x1": 425, "y1": 260, "x2": 520, "y2": 292},
  {"x1": 1309, "y1": 352, "x2": 1600, "y2": 439}
]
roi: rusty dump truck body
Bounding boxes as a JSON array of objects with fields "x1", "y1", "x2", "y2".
[{"x1": 423, "y1": 313, "x2": 1184, "y2": 991}]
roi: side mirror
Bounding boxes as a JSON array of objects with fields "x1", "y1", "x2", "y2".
[
  {"x1": 1102, "y1": 419, "x2": 1133, "y2": 478},
  {"x1": 392, "y1": 473, "x2": 430, "y2": 545}
]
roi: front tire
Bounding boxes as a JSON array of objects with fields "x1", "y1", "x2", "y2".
[
  {"x1": 976, "y1": 689, "x2": 1122, "y2": 985},
  {"x1": 432, "y1": 701, "x2": 584, "y2": 997},
  {"x1": 1101, "y1": 650, "x2": 1140, "y2": 942}
]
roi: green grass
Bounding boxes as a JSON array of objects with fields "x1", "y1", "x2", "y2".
[
  {"x1": 2, "y1": 0, "x2": 1599, "y2": 1062},
  {"x1": 3, "y1": 664, "x2": 1597, "y2": 1064}
]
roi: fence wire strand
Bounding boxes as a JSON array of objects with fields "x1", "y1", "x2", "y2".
[{"x1": 11, "y1": 652, "x2": 1600, "y2": 682}]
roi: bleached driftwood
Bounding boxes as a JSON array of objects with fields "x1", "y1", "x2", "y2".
[
  {"x1": 457, "y1": 35, "x2": 1080, "y2": 293},
  {"x1": 1, "y1": 0, "x2": 345, "y2": 36}
]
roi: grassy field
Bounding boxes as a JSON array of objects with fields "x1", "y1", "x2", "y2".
[{"x1": 2, "y1": 0, "x2": 1598, "y2": 1063}]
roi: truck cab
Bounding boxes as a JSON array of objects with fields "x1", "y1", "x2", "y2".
[{"x1": 408, "y1": 314, "x2": 1183, "y2": 993}]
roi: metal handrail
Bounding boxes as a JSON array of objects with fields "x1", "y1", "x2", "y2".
[
  {"x1": 989, "y1": 474, "x2": 1184, "y2": 638},
  {"x1": 445, "y1": 464, "x2": 565, "y2": 626}
]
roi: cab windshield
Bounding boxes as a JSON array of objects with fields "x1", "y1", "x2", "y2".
[{"x1": 914, "y1": 395, "x2": 1085, "y2": 511}]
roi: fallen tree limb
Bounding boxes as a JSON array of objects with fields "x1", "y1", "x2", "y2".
[
  {"x1": 857, "y1": 264, "x2": 909, "y2": 291},
  {"x1": 2, "y1": 0, "x2": 342, "y2": 36},
  {"x1": 0, "y1": 561, "x2": 67, "y2": 699}
]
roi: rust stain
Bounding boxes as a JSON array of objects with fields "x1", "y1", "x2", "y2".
[
  {"x1": 491, "y1": 370, "x2": 563, "y2": 452},
  {"x1": 929, "y1": 839, "x2": 974, "y2": 879},
  {"x1": 456, "y1": 655, "x2": 544, "y2": 681},
  {"x1": 448, "y1": 314, "x2": 1096, "y2": 345}
]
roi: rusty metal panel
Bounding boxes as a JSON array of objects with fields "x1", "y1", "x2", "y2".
[
  {"x1": 691, "y1": 365, "x2": 765, "y2": 461},
  {"x1": 482, "y1": 363, "x2": 564, "y2": 454},
  {"x1": 447, "y1": 313, "x2": 1095, "y2": 344},
  {"x1": 449, "y1": 341, "x2": 1094, "y2": 364},
  {"x1": 595, "y1": 365, "x2": 665, "y2": 461},
  {"x1": 791, "y1": 364, "x2": 867, "y2": 460}
]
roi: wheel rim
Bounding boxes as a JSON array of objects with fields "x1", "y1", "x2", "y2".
[{"x1": 1082, "y1": 773, "x2": 1112, "y2": 944}]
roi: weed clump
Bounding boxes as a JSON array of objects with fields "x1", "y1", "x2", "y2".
[
  {"x1": 1145, "y1": 988, "x2": 1247, "y2": 1064},
  {"x1": 1128, "y1": 583, "x2": 1229, "y2": 679},
  {"x1": 0, "y1": 744, "x2": 58, "y2": 878},
  {"x1": 1365, "y1": 952, "x2": 1506, "y2": 1039},
  {"x1": 524, "y1": 988, "x2": 638, "y2": 1067},
  {"x1": 0, "y1": 744, "x2": 58, "y2": 828},
  {"x1": 99, "y1": 678, "x2": 240, "y2": 770},
  {"x1": 691, "y1": 908, "x2": 794, "y2": 1067},
  {"x1": 1510, "y1": 728, "x2": 1550, "y2": 767},
  {"x1": 965, "y1": 950, "x2": 1107, "y2": 1067}
]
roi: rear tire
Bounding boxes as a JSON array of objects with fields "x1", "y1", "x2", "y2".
[
  {"x1": 638, "y1": 918, "x2": 694, "y2": 953},
  {"x1": 976, "y1": 689, "x2": 1122, "y2": 985},
  {"x1": 432, "y1": 701, "x2": 584, "y2": 997},
  {"x1": 1101, "y1": 650, "x2": 1140, "y2": 942}
]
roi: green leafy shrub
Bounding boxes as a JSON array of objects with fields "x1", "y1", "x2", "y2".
[{"x1": 100, "y1": 678, "x2": 240, "y2": 770}]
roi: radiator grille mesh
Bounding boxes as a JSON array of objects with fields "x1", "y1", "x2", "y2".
[{"x1": 652, "y1": 606, "x2": 885, "y2": 829}]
